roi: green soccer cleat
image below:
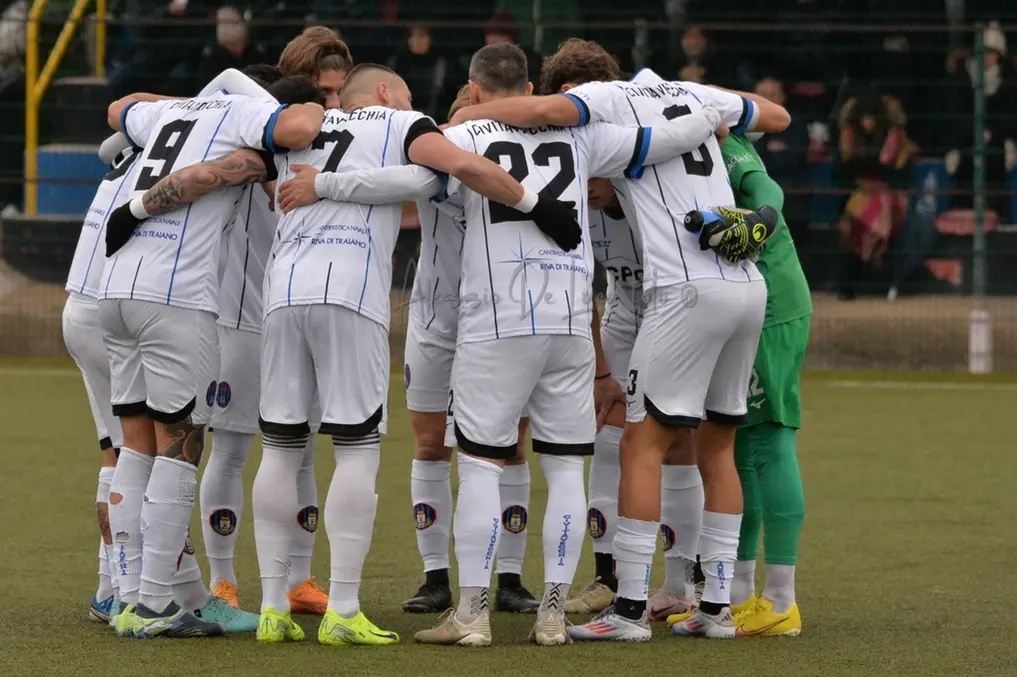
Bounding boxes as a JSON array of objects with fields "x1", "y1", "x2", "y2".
[
  {"x1": 318, "y1": 609, "x2": 399, "y2": 646},
  {"x1": 114, "y1": 603, "x2": 138, "y2": 638},
  {"x1": 132, "y1": 601, "x2": 226, "y2": 638},
  {"x1": 195, "y1": 596, "x2": 259, "y2": 633},
  {"x1": 257, "y1": 608, "x2": 306, "y2": 643}
]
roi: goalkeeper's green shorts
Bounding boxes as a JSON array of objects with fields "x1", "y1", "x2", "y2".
[{"x1": 745, "y1": 315, "x2": 810, "y2": 429}]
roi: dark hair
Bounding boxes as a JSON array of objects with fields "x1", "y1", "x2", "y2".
[
  {"x1": 469, "y1": 43, "x2": 528, "y2": 94},
  {"x1": 268, "y1": 75, "x2": 326, "y2": 106},
  {"x1": 242, "y1": 64, "x2": 285, "y2": 88},
  {"x1": 539, "y1": 38, "x2": 622, "y2": 95}
]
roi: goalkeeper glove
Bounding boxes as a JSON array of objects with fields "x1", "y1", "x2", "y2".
[{"x1": 683, "y1": 205, "x2": 779, "y2": 263}]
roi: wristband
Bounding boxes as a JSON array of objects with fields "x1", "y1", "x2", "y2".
[
  {"x1": 513, "y1": 189, "x2": 539, "y2": 214},
  {"x1": 595, "y1": 372, "x2": 612, "y2": 380},
  {"x1": 129, "y1": 195, "x2": 152, "y2": 220}
]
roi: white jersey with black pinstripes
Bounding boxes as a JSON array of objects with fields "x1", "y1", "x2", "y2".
[
  {"x1": 590, "y1": 207, "x2": 643, "y2": 335},
  {"x1": 409, "y1": 194, "x2": 465, "y2": 343},
  {"x1": 216, "y1": 184, "x2": 276, "y2": 333}
]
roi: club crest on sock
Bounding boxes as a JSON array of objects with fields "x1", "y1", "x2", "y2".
[
  {"x1": 208, "y1": 508, "x2": 237, "y2": 536},
  {"x1": 587, "y1": 507, "x2": 607, "y2": 539},
  {"x1": 413, "y1": 502, "x2": 436, "y2": 530},
  {"x1": 660, "y1": 524, "x2": 675, "y2": 552},
  {"x1": 205, "y1": 380, "x2": 218, "y2": 408},
  {"x1": 501, "y1": 505, "x2": 528, "y2": 534},
  {"x1": 215, "y1": 381, "x2": 232, "y2": 408},
  {"x1": 297, "y1": 505, "x2": 319, "y2": 533}
]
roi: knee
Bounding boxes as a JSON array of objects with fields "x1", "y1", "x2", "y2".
[
  {"x1": 663, "y1": 429, "x2": 694, "y2": 465},
  {"x1": 413, "y1": 426, "x2": 450, "y2": 462}
]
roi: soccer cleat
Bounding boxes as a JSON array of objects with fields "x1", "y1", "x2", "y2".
[
  {"x1": 131, "y1": 601, "x2": 226, "y2": 639},
  {"x1": 257, "y1": 608, "x2": 306, "y2": 643},
  {"x1": 402, "y1": 580, "x2": 453, "y2": 613},
  {"x1": 495, "y1": 583, "x2": 540, "y2": 613},
  {"x1": 671, "y1": 606, "x2": 739, "y2": 639},
  {"x1": 114, "y1": 603, "x2": 137, "y2": 637},
  {"x1": 195, "y1": 596, "x2": 259, "y2": 633},
  {"x1": 732, "y1": 595, "x2": 759, "y2": 619},
  {"x1": 108, "y1": 599, "x2": 124, "y2": 630},
  {"x1": 288, "y1": 577, "x2": 329, "y2": 615},
  {"x1": 647, "y1": 588, "x2": 696, "y2": 623},
  {"x1": 210, "y1": 578, "x2": 240, "y2": 609},
  {"x1": 90, "y1": 593, "x2": 115, "y2": 623},
  {"x1": 414, "y1": 608, "x2": 492, "y2": 647},
  {"x1": 564, "y1": 578, "x2": 615, "y2": 615},
  {"x1": 736, "y1": 598, "x2": 802, "y2": 637},
  {"x1": 567, "y1": 606, "x2": 652, "y2": 642},
  {"x1": 317, "y1": 609, "x2": 399, "y2": 646},
  {"x1": 529, "y1": 607, "x2": 571, "y2": 646}
]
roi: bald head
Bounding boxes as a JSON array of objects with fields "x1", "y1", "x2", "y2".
[{"x1": 339, "y1": 63, "x2": 412, "y2": 111}]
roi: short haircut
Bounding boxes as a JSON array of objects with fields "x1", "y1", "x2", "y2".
[
  {"x1": 267, "y1": 75, "x2": 326, "y2": 106},
  {"x1": 539, "y1": 38, "x2": 622, "y2": 95},
  {"x1": 469, "y1": 43, "x2": 528, "y2": 94},
  {"x1": 242, "y1": 64, "x2": 285, "y2": 89},
  {"x1": 339, "y1": 63, "x2": 400, "y2": 108},
  {"x1": 278, "y1": 26, "x2": 353, "y2": 78}
]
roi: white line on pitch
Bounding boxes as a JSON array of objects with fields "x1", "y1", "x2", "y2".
[{"x1": 825, "y1": 380, "x2": 1017, "y2": 392}]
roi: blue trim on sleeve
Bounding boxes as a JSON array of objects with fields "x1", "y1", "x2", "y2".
[
  {"x1": 733, "y1": 98, "x2": 755, "y2": 135},
  {"x1": 262, "y1": 105, "x2": 286, "y2": 154},
  {"x1": 624, "y1": 127, "x2": 652, "y2": 179},
  {"x1": 561, "y1": 93, "x2": 590, "y2": 126},
  {"x1": 119, "y1": 101, "x2": 139, "y2": 147}
]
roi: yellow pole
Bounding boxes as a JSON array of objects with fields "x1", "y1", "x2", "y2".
[
  {"x1": 95, "y1": 0, "x2": 106, "y2": 78},
  {"x1": 35, "y1": 0, "x2": 93, "y2": 97},
  {"x1": 24, "y1": 0, "x2": 48, "y2": 216}
]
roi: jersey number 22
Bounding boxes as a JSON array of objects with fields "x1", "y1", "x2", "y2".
[{"x1": 483, "y1": 141, "x2": 578, "y2": 223}]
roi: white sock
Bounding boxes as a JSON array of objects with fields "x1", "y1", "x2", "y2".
[
  {"x1": 253, "y1": 433, "x2": 305, "y2": 613},
  {"x1": 613, "y1": 517, "x2": 658, "y2": 602},
  {"x1": 288, "y1": 434, "x2": 318, "y2": 589},
  {"x1": 325, "y1": 434, "x2": 381, "y2": 618},
  {"x1": 661, "y1": 465, "x2": 703, "y2": 596},
  {"x1": 540, "y1": 454, "x2": 584, "y2": 583},
  {"x1": 109, "y1": 449, "x2": 154, "y2": 605},
  {"x1": 199, "y1": 430, "x2": 252, "y2": 587},
  {"x1": 588, "y1": 426, "x2": 622, "y2": 554},
  {"x1": 496, "y1": 462, "x2": 530, "y2": 576},
  {"x1": 699, "y1": 511, "x2": 742, "y2": 608},
  {"x1": 732, "y1": 559, "x2": 756, "y2": 606},
  {"x1": 453, "y1": 452, "x2": 502, "y2": 623},
  {"x1": 173, "y1": 533, "x2": 210, "y2": 611},
  {"x1": 96, "y1": 467, "x2": 115, "y2": 600},
  {"x1": 138, "y1": 456, "x2": 197, "y2": 613},
  {"x1": 762, "y1": 564, "x2": 796, "y2": 612},
  {"x1": 410, "y1": 459, "x2": 452, "y2": 572}
]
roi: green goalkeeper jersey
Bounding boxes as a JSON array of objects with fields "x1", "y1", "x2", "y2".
[{"x1": 721, "y1": 134, "x2": 813, "y2": 328}]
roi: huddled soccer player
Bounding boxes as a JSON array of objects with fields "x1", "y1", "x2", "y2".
[{"x1": 65, "y1": 27, "x2": 810, "y2": 647}]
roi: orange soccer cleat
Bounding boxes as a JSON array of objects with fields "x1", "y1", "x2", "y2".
[
  {"x1": 211, "y1": 578, "x2": 240, "y2": 610},
  {"x1": 288, "y1": 577, "x2": 329, "y2": 615}
]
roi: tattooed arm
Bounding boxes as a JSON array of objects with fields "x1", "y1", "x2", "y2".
[{"x1": 141, "y1": 148, "x2": 270, "y2": 216}]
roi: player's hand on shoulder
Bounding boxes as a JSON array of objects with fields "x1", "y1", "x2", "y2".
[
  {"x1": 278, "y1": 164, "x2": 320, "y2": 214},
  {"x1": 684, "y1": 205, "x2": 779, "y2": 263},
  {"x1": 530, "y1": 193, "x2": 583, "y2": 251},
  {"x1": 104, "y1": 201, "x2": 142, "y2": 257}
]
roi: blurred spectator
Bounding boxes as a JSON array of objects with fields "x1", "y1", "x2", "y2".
[
  {"x1": 669, "y1": 25, "x2": 735, "y2": 86},
  {"x1": 0, "y1": 0, "x2": 26, "y2": 212},
  {"x1": 0, "y1": 0, "x2": 25, "y2": 79},
  {"x1": 483, "y1": 13, "x2": 541, "y2": 86},
  {"x1": 753, "y1": 76, "x2": 809, "y2": 237},
  {"x1": 773, "y1": 0, "x2": 844, "y2": 122},
  {"x1": 942, "y1": 21, "x2": 1016, "y2": 222},
  {"x1": 387, "y1": 25, "x2": 450, "y2": 120},
  {"x1": 835, "y1": 88, "x2": 918, "y2": 300},
  {"x1": 194, "y1": 7, "x2": 266, "y2": 92}
]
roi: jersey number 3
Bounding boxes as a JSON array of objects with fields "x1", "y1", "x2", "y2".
[
  {"x1": 662, "y1": 105, "x2": 714, "y2": 177},
  {"x1": 135, "y1": 119, "x2": 197, "y2": 191},
  {"x1": 483, "y1": 141, "x2": 578, "y2": 224}
]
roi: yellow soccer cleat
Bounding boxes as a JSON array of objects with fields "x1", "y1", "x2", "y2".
[
  {"x1": 211, "y1": 578, "x2": 240, "y2": 610},
  {"x1": 736, "y1": 598, "x2": 802, "y2": 637},
  {"x1": 317, "y1": 609, "x2": 399, "y2": 647},
  {"x1": 114, "y1": 604, "x2": 139, "y2": 638},
  {"x1": 732, "y1": 596, "x2": 759, "y2": 619},
  {"x1": 288, "y1": 577, "x2": 329, "y2": 615},
  {"x1": 257, "y1": 608, "x2": 306, "y2": 643}
]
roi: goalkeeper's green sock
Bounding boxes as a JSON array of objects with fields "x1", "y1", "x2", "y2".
[{"x1": 733, "y1": 430, "x2": 762, "y2": 606}]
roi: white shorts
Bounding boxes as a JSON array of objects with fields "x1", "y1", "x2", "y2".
[
  {"x1": 453, "y1": 335, "x2": 595, "y2": 460},
  {"x1": 626, "y1": 279, "x2": 766, "y2": 427},
  {"x1": 210, "y1": 326, "x2": 261, "y2": 434},
  {"x1": 99, "y1": 299, "x2": 216, "y2": 423},
  {"x1": 63, "y1": 294, "x2": 122, "y2": 449},
  {"x1": 600, "y1": 323, "x2": 636, "y2": 395},
  {"x1": 260, "y1": 304, "x2": 388, "y2": 438},
  {"x1": 404, "y1": 322, "x2": 455, "y2": 414},
  {"x1": 194, "y1": 311, "x2": 219, "y2": 426}
]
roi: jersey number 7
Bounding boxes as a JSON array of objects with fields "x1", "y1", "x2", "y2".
[
  {"x1": 483, "y1": 141, "x2": 578, "y2": 224},
  {"x1": 662, "y1": 105, "x2": 714, "y2": 177},
  {"x1": 312, "y1": 129, "x2": 356, "y2": 172}
]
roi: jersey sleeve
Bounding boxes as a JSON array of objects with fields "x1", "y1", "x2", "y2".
[
  {"x1": 560, "y1": 81, "x2": 620, "y2": 126},
  {"x1": 232, "y1": 97, "x2": 290, "y2": 153},
  {"x1": 683, "y1": 82, "x2": 759, "y2": 134},
  {"x1": 390, "y1": 110, "x2": 443, "y2": 163},
  {"x1": 120, "y1": 99, "x2": 175, "y2": 148},
  {"x1": 314, "y1": 165, "x2": 442, "y2": 204},
  {"x1": 580, "y1": 122, "x2": 652, "y2": 180},
  {"x1": 720, "y1": 134, "x2": 766, "y2": 192},
  {"x1": 417, "y1": 122, "x2": 472, "y2": 200}
]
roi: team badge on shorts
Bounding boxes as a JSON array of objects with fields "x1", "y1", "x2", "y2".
[
  {"x1": 660, "y1": 524, "x2": 675, "y2": 552},
  {"x1": 587, "y1": 508, "x2": 607, "y2": 539},
  {"x1": 502, "y1": 505, "x2": 528, "y2": 534},
  {"x1": 216, "y1": 381, "x2": 232, "y2": 408},
  {"x1": 205, "y1": 380, "x2": 217, "y2": 408},
  {"x1": 297, "y1": 505, "x2": 318, "y2": 533},
  {"x1": 414, "y1": 503, "x2": 436, "y2": 530},
  {"x1": 209, "y1": 508, "x2": 237, "y2": 536},
  {"x1": 404, "y1": 364, "x2": 411, "y2": 390}
]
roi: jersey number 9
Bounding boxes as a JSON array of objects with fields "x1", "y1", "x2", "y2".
[{"x1": 134, "y1": 119, "x2": 198, "y2": 191}]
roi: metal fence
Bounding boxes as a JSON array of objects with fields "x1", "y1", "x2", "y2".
[{"x1": 0, "y1": 12, "x2": 1016, "y2": 371}]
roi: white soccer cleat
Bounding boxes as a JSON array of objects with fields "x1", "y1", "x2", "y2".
[
  {"x1": 414, "y1": 609, "x2": 492, "y2": 647},
  {"x1": 647, "y1": 588, "x2": 696, "y2": 623},
  {"x1": 566, "y1": 606, "x2": 652, "y2": 642},
  {"x1": 530, "y1": 607, "x2": 571, "y2": 646},
  {"x1": 671, "y1": 606, "x2": 738, "y2": 639}
]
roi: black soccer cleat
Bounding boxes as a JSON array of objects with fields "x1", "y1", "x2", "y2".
[
  {"x1": 495, "y1": 582, "x2": 541, "y2": 614},
  {"x1": 401, "y1": 581, "x2": 453, "y2": 613}
]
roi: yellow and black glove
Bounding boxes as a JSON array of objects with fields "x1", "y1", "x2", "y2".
[{"x1": 683, "y1": 205, "x2": 778, "y2": 263}]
